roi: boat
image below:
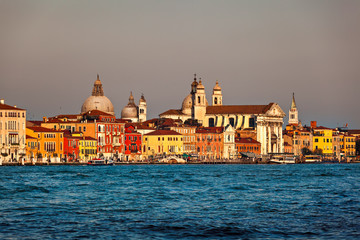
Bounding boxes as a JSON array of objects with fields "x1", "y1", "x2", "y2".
[
  {"x1": 270, "y1": 155, "x2": 296, "y2": 164},
  {"x1": 304, "y1": 155, "x2": 321, "y2": 163},
  {"x1": 87, "y1": 158, "x2": 114, "y2": 166}
]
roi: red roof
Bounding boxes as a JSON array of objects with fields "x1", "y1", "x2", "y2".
[
  {"x1": 235, "y1": 138, "x2": 260, "y2": 144},
  {"x1": 26, "y1": 135, "x2": 37, "y2": 139},
  {"x1": 145, "y1": 130, "x2": 182, "y2": 136},
  {"x1": 206, "y1": 104, "x2": 274, "y2": 115},
  {"x1": 0, "y1": 103, "x2": 25, "y2": 111},
  {"x1": 196, "y1": 127, "x2": 224, "y2": 134},
  {"x1": 27, "y1": 126, "x2": 64, "y2": 133},
  {"x1": 159, "y1": 109, "x2": 185, "y2": 116}
]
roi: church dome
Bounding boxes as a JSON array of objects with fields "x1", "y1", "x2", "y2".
[
  {"x1": 81, "y1": 96, "x2": 114, "y2": 115},
  {"x1": 181, "y1": 93, "x2": 209, "y2": 115},
  {"x1": 81, "y1": 75, "x2": 114, "y2": 115},
  {"x1": 121, "y1": 92, "x2": 138, "y2": 119},
  {"x1": 181, "y1": 94, "x2": 193, "y2": 115}
]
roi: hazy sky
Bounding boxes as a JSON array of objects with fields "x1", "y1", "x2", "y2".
[{"x1": 1, "y1": 0, "x2": 360, "y2": 128}]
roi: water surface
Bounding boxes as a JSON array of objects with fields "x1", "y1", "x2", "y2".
[{"x1": 0, "y1": 164, "x2": 359, "y2": 239}]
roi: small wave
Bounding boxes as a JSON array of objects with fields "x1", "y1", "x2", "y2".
[
  {"x1": 16, "y1": 185, "x2": 50, "y2": 193},
  {"x1": 76, "y1": 173, "x2": 90, "y2": 177}
]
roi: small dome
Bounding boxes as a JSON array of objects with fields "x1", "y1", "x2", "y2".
[
  {"x1": 182, "y1": 94, "x2": 193, "y2": 115},
  {"x1": 81, "y1": 96, "x2": 114, "y2": 115},
  {"x1": 213, "y1": 80, "x2": 221, "y2": 91},
  {"x1": 121, "y1": 92, "x2": 138, "y2": 119},
  {"x1": 139, "y1": 94, "x2": 146, "y2": 103},
  {"x1": 197, "y1": 79, "x2": 205, "y2": 89},
  {"x1": 121, "y1": 105, "x2": 138, "y2": 119}
]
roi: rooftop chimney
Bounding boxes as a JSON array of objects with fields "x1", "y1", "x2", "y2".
[{"x1": 311, "y1": 121, "x2": 317, "y2": 128}]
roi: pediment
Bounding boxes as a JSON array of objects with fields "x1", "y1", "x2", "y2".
[{"x1": 265, "y1": 103, "x2": 286, "y2": 117}]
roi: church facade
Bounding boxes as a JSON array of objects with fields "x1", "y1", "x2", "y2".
[{"x1": 159, "y1": 75, "x2": 286, "y2": 155}]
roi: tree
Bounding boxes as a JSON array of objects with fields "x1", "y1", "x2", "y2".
[
  {"x1": 301, "y1": 147, "x2": 312, "y2": 156},
  {"x1": 313, "y1": 148, "x2": 323, "y2": 156}
]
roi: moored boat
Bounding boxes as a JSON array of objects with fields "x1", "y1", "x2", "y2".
[{"x1": 87, "y1": 158, "x2": 114, "y2": 166}]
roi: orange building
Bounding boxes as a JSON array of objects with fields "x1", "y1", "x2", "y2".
[
  {"x1": 196, "y1": 127, "x2": 223, "y2": 160},
  {"x1": 235, "y1": 138, "x2": 261, "y2": 156}
]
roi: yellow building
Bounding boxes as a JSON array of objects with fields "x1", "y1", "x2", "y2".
[
  {"x1": 79, "y1": 136, "x2": 97, "y2": 161},
  {"x1": 343, "y1": 134, "x2": 356, "y2": 157},
  {"x1": 312, "y1": 126, "x2": 333, "y2": 156},
  {"x1": 26, "y1": 126, "x2": 64, "y2": 163},
  {"x1": 143, "y1": 130, "x2": 183, "y2": 157}
]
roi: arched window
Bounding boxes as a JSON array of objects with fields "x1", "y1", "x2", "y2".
[
  {"x1": 214, "y1": 97, "x2": 217, "y2": 105},
  {"x1": 229, "y1": 118, "x2": 235, "y2": 127},
  {"x1": 198, "y1": 96, "x2": 201, "y2": 104},
  {"x1": 209, "y1": 118, "x2": 215, "y2": 127}
]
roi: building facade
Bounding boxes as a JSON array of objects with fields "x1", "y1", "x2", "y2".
[{"x1": 0, "y1": 99, "x2": 26, "y2": 162}]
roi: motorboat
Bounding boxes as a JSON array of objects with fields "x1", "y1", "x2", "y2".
[
  {"x1": 270, "y1": 156, "x2": 296, "y2": 164},
  {"x1": 87, "y1": 158, "x2": 114, "y2": 166}
]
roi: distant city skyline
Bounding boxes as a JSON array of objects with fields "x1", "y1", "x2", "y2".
[{"x1": 1, "y1": 0, "x2": 360, "y2": 128}]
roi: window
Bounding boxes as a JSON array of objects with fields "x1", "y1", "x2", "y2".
[
  {"x1": 84, "y1": 127, "x2": 86, "y2": 132},
  {"x1": 209, "y1": 118, "x2": 215, "y2": 127},
  {"x1": 315, "y1": 138, "x2": 318, "y2": 143},
  {"x1": 229, "y1": 118, "x2": 235, "y2": 127}
]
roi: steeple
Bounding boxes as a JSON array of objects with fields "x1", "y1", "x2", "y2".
[
  {"x1": 291, "y1": 92, "x2": 297, "y2": 109},
  {"x1": 92, "y1": 74, "x2": 104, "y2": 96},
  {"x1": 212, "y1": 80, "x2": 222, "y2": 106},
  {"x1": 288, "y1": 92, "x2": 299, "y2": 125},
  {"x1": 128, "y1": 91, "x2": 135, "y2": 105}
]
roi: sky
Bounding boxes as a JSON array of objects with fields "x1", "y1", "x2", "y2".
[{"x1": 1, "y1": 0, "x2": 360, "y2": 128}]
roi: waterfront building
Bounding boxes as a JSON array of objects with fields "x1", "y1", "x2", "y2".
[
  {"x1": 124, "y1": 123, "x2": 142, "y2": 161},
  {"x1": 332, "y1": 132, "x2": 343, "y2": 159},
  {"x1": 78, "y1": 136, "x2": 97, "y2": 161},
  {"x1": 235, "y1": 138, "x2": 261, "y2": 156},
  {"x1": 159, "y1": 74, "x2": 285, "y2": 155},
  {"x1": 343, "y1": 134, "x2": 356, "y2": 157},
  {"x1": 121, "y1": 92, "x2": 148, "y2": 123},
  {"x1": 26, "y1": 126, "x2": 64, "y2": 163},
  {"x1": 170, "y1": 125, "x2": 197, "y2": 155},
  {"x1": 81, "y1": 75, "x2": 115, "y2": 115},
  {"x1": 0, "y1": 99, "x2": 26, "y2": 162},
  {"x1": 312, "y1": 124, "x2": 334, "y2": 157},
  {"x1": 63, "y1": 131, "x2": 80, "y2": 162},
  {"x1": 25, "y1": 135, "x2": 38, "y2": 163},
  {"x1": 41, "y1": 110, "x2": 126, "y2": 159},
  {"x1": 195, "y1": 127, "x2": 223, "y2": 160},
  {"x1": 292, "y1": 129, "x2": 312, "y2": 156},
  {"x1": 143, "y1": 130, "x2": 183, "y2": 157},
  {"x1": 223, "y1": 124, "x2": 236, "y2": 159}
]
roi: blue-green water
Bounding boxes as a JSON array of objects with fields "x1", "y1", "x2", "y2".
[{"x1": 0, "y1": 164, "x2": 359, "y2": 239}]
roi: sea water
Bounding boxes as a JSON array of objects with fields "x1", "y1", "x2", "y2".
[{"x1": 0, "y1": 164, "x2": 359, "y2": 239}]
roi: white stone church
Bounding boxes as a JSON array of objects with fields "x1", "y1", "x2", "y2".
[{"x1": 159, "y1": 75, "x2": 286, "y2": 155}]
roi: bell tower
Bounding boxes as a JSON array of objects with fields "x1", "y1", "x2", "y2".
[
  {"x1": 138, "y1": 94, "x2": 147, "y2": 122},
  {"x1": 212, "y1": 80, "x2": 222, "y2": 106},
  {"x1": 193, "y1": 78, "x2": 207, "y2": 125},
  {"x1": 288, "y1": 93, "x2": 299, "y2": 125}
]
